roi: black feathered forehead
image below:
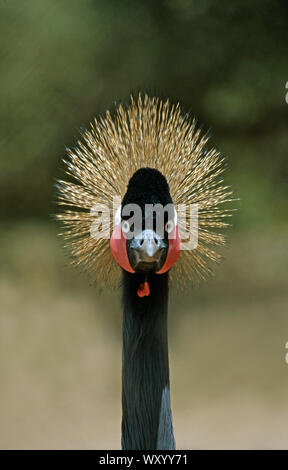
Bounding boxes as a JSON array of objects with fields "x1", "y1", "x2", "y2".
[{"x1": 122, "y1": 168, "x2": 173, "y2": 208}]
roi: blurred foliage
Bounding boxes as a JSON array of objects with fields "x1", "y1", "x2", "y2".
[
  {"x1": 0, "y1": 0, "x2": 287, "y2": 226},
  {"x1": 1, "y1": 2, "x2": 288, "y2": 449}
]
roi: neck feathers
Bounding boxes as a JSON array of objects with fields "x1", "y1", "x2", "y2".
[{"x1": 121, "y1": 272, "x2": 175, "y2": 450}]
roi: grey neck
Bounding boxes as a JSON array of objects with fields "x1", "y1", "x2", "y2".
[{"x1": 121, "y1": 271, "x2": 175, "y2": 450}]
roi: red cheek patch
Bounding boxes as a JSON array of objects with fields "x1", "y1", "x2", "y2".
[
  {"x1": 110, "y1": 217, "x2": 181, "y2": 276},
  {"x1": 110, "y1": 224, "x2": 135, "y2": 273},
  {"x1": 156, "y1": 225, "x2": 181, "y2": 274}
]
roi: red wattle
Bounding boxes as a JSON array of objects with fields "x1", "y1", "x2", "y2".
[{"x1": 137, "y1": 281, "x2": 150, "y2": 297}]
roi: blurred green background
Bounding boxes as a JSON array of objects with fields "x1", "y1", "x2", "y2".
[{"x1": 0, "y1": 0, "x2": 288, "y2": 449}]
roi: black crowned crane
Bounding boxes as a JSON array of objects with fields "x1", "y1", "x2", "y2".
[{"x1": 56, "y1": 94, "x2": 234, "y2": 450}]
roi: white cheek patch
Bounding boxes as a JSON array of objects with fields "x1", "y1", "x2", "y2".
[
  {"x1": 173, "y1": 206, "x2": 177, "y2": 227},
  {"x1": 114, "y1": 205, "x2": 122, "y2": 226}
]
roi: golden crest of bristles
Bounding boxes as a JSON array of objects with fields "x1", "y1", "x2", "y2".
[{"x1": 56, "y1": 94, "x2": 234, "y2": 290}]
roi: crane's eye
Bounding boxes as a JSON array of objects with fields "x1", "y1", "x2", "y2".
[
  {"x1": 165, "y1": 220, "x2": 174, "y2": 234},
  {"x1": 121, "y1": 220, "x2": 130, "y2": 234}
]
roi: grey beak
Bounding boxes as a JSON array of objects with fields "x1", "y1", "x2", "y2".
[
  {"x1": 127, "y1": 229, "x2": 168, "y2": 271},
  {"x1": 140, "y1": 237, "x2": 160, "y2": 258},
  {"x1": 133, "y1": 230, "x2": 165, "y2": 259}
]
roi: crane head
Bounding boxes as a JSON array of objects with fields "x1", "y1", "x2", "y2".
[
  {"x1": 110, "y1": 168, "x2": 181, "y2": 278},
  {"x1": 56, "y1": 94, "x2": 235, "y2": 291}
]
